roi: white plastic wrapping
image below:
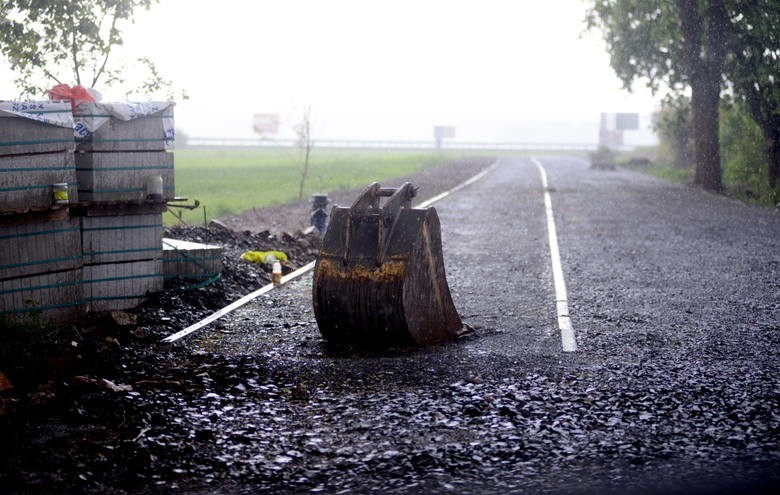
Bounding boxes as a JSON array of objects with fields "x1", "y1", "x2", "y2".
[{"x1": 0, "y1": 100, "x2": 74, "y2": 128}]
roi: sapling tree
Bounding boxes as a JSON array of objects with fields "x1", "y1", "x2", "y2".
[{"x1": 294, "y1": 106, "x2": 313, "y2": 201}]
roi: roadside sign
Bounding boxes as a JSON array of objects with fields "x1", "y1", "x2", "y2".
[
  {"x1": 616, "y1": 113, "x2": 639, "y2": 130},
  {"x1": 253, "y1": 113, "x2": 280, "y2": 134},
  {"x1": 433, "y1": 126, "x2": 456, "y2": 139}
]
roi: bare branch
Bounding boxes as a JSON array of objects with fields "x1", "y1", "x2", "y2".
[
  {"x1": 92, "y1": 7, "x2": 120, "y2": 88},
  {"x1": 70, "y1": 14, "x2": 81, "y2": 86},
  {"x1": 42, "y1": 67, "x2": 62, "y2": 85}
]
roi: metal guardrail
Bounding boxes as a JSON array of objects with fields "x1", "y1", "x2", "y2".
[{"x1": 184, "y1": 137, "x2": 597, "y2": 151}]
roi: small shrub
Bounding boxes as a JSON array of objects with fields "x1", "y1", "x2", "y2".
[
  {"x1": 590, "y1": 146, "x2": 616, "y2": 170},
  {"x1": 721, "y1": 103, "x2": 779, "y2": 206}
]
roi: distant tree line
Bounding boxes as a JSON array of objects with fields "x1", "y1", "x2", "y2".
[{"x1": 587, "y1": 0, "x2": 779, "y2": 203}]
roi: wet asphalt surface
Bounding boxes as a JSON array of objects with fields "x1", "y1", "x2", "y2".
[
  {"x1": 169, "y1": 156, "x2": 779, "y2": 494},
  {"x1": 3, "y1": 156, "x2": 779, "y2": 494}
]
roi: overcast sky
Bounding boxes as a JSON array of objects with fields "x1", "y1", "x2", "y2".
[{"x1": 1, "y1": 0, "x2": 660, "y2": 144}]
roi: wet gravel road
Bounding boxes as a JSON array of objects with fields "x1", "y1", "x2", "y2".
[
  {"x1": 168, "y1": 156, "x2": 779, "y2": 494},
  {"x1": 3, "y1": 156, "x2": 779, "y2": 494}
]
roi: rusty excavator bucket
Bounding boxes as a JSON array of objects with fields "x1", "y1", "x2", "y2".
[{"x1": 312, "y1": 182, "x2": 464, "y2": 347}]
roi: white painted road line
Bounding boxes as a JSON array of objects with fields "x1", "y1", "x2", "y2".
[
  {"x1": 531, "y1": 158, "x2": 577, "y2": 353},
  {"x1": 416, "y1": 159, "x2": 501, "y2": 208},
  {"x1": 162, "y1": 159, "x2": 500, "y2": 344},
  {"x1": 162, "y1": 261, "x2": 317, "y2": 343}
]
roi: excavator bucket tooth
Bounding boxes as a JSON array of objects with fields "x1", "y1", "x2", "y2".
[{"x1": 312, "y1": 182, "x2": 464, "y2": 347}]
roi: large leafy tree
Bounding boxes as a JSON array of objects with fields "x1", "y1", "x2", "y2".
[
  {"x1": 724, "y1": 2, "x2": 780, "y2": 190},
  {"x1": 0, "y1": 0, "x2": 157, "y2": 97},
  {"x1": 587, "y1": 0, "x2": 729, "y2": 192},
  {"x1": 588, "y1": 0, "x2": 780, "y2": 194}
]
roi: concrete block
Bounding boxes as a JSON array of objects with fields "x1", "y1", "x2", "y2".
[
  {"x1": 83, "y1": 259, "x2": 163, "y2": 312},
  {"x1": 81, "y1": 212, "x2": 163, "y2": 264},
  {"x1": 162, "y1": 238, "x2": 222, "y2": 283},
  {"x1": 0, "y1": 151, "x2": 77, "y2": 212},
  {"x1": 0, "y1": 217, "x2": 82, "y2": 280},
  {"x1": 0, "y1": 101, "x2": 74, "y2": 156},
  {"x1": 0, "y1": 268, "x2": 85, "y2": 323},
  {"x1": 75, "y1": 151, "x2": 174, "y2": 203},
  {"x1": 74, "y1": 102, "x2": 174, "y2": 152}
]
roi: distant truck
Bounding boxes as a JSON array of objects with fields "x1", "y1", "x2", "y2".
[{"x1": 590, "y1": 146, "x2": 616, "y2": 170}]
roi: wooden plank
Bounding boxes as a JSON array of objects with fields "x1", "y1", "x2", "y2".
[
  {"x1": 0, "y1": 116, "x2": 75, "y2": 157},
  {"x1": 0, "y1": 151, "x2": 77, "y2": 212},
  {"x1": 75, "y1": 151, "x2": 174, "y2": 203},
  {"x1": 0, "y1": 268, "x2": 85, "y2": 323},
  {"x1": 81, "y1": 213, "x2": 163, "y2": 264},
  {"x1": 73, "y1": 202, "x2": 166, "y2": 217},
  {"x1": 74, "y1": 103, "x2": 174, "y2": 152},
  {"x1": 0, "y1": 204, "x2": 70, "y2": 225},
  {"x1": 83, "y1": 259, "x2": 163, "y2": 312},
  {"x1": 0, "y1": 217, "x2": 82, "y2": 280}
]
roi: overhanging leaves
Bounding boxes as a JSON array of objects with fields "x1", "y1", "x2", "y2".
[{"x1": 0, "y1": 0, "x2": 156, "y2": 97}]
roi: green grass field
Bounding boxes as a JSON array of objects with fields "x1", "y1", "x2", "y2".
[
  {"x1": 166, "y1": 148, "x2": 470, "y2": 225},
  {"x1": 624, "y1": 163, "x2": 694, "y2": 184}
]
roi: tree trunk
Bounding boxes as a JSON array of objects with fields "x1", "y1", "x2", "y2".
[
  {"x1": 298, "y1": 142, "x2": 311, "y2": 201},
  {"x1": 690, "y1": 74, "x2": 724, "y2": 192},
  {"x1": 767, "y1": 129, "x2": 780, "y2": 190},
  {"x1": 677, "y1": 0, "x2": 727, "y2": 193},
  {"x1": 296, "y1": 107, "x2": 312, "y2": 201}
]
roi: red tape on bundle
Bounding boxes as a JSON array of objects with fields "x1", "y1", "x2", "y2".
[{"x1": 48, "y1": 84, "x2": 95, "y2": 112}]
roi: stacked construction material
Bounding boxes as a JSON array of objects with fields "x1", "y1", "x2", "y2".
[
  {"x1": 0, "y1": 101, "x2": 85, "y2": 323},
  {"x1": 0, "y1": 217, "x2": 84, "y2": 323},
  {"x1": 0, "y1": 100, "x2": 77, "y2": 212},
  {"x1": 73, "y1": 102, "x2": 175, "y2": 202},
  {"x1": 73, "y1": 102, "x2": 175, "y2": 311},
  {"x1": 80, "y1": 211, "x2": 164, "y2": 311},
  {"x1": 2, "y1": 99, "x2": 223, "y2": 322}
]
